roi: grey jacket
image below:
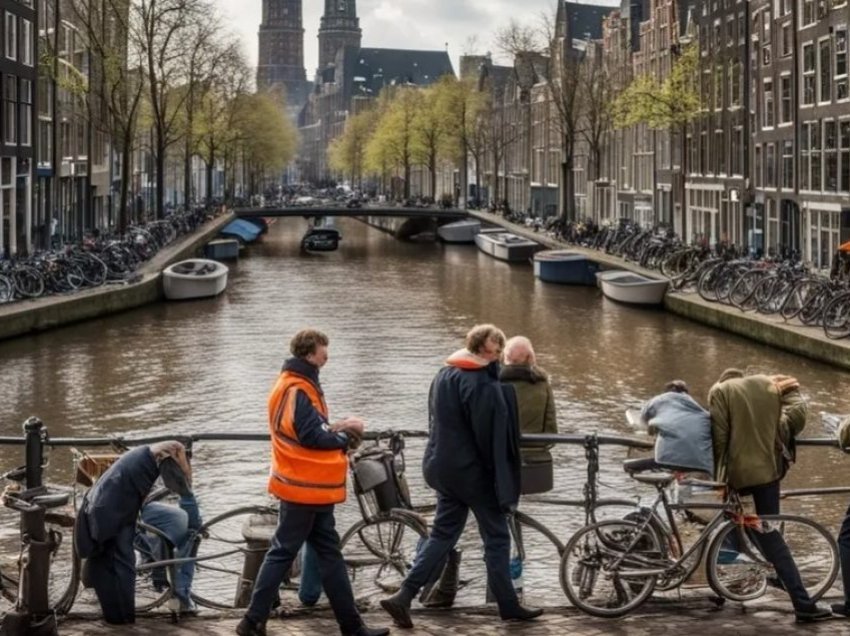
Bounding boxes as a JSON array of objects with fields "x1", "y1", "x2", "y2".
[{"x1": 641, "y1": 392, "x2": 714, "y2": 475}]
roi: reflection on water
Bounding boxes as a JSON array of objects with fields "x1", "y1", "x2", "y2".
[{"x1": 1, "y1": 217, "x2": 850, "y2": 603}]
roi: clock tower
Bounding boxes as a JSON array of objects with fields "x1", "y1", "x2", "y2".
[
  {"x1": 318, "y1": 0, "x2": 362, "y2": 70},
  {"x1": 257, "y1": 0, "x2": 309, "y2": 102}
]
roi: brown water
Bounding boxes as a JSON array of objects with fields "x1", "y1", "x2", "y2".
[{"x1": 2, "y1": 217, "x2": 850, "y2": 606}]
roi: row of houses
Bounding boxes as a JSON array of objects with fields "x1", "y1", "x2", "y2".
[{"x1": 466, "y1": 0, "x2": 850, "y2": 271}]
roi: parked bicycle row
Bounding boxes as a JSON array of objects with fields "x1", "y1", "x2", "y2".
[{"x1": 0, "y1": 206, "x2": 220, "y2": 305}]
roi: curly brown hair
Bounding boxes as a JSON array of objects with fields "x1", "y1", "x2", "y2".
[
  {"x1": 290, "y1": 329, "x2": 330, "y2": 359},
  {"x1": 465, "y1": 324, "x2": 506, "y2": 356}
]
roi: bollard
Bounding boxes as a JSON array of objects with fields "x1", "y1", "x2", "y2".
[
  {"x1": 23, "y1": 417, "x2": 45, "y2": 489},
  {"x1": 235, "y1": 513, "x2": 277, "y2": 607}
]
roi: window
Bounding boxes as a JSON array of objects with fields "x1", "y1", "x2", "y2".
[
  {"x1": 19, "y1": 79, "x2": 30, "y2": 147},
  {"x1": 716, "y1": 129, "x2": 725, "y2": 174},
  {"x1": 766, "y1": 143, "x2": 776, "y2": 187},
  {"x1": 803, "y1": 43, "x2": 816, "y2": 105},
  {"x1": 837, "y1": 29, "x2": 848, "y2": 101},
  {"x1": 841, "y1": 121, "x2": 850, "y2": 192},
  {"x1": 5, "y1": 13, "x2": 16, "y2": 61},
  {"x1": 780, "y1": 75, "x2": 792, "y2": 124},
  {"x1": 21, "y1": 19, "x2": 31, "y2": 66},
  {"x1": 755, "y1": 144, "x2": 763, "y2": 187},
  {"x1": 801, "y1": 122, "x2": 811, "y2": 190},
  {"x1": 730, "y1": 62, "x2": 741, "y2": 106},
  {"x1": 820, "y1": 38, "x2": 832, "y2": 102},
  {"x1": 825, "y1": 120, "x2": 838, "y2": 191},
  {"x1": 782, "y1": 140, "x2": 794, "y2": 189},
  {"x1": 801, "y1": 0, "x2": 816, "y2": 27},
  {"x1": 714, "y1": 65, "x2": 723, "y2": 110},
  {"x1": 811, "y1": 120, "x2": 822, "y2": 191},
  {"x1": 4, "y1": 75, "x2": 16, "y2": 144},
  {"x1": 781, "y1": 22, "x2": 793, "y2": 57},
  {"x1": 763, "y1": 79, "x2": 774, "y2": 128},
  {"x1": 731, "y1": 126, "x2": 743, "y2": 175}
]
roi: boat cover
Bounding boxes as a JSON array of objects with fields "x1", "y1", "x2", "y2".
[{"x1": 220, "y1": 219, "x2": 262, "y2": 243}]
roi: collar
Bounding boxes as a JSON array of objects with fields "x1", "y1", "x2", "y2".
[
  {"x1": 446, "y1": 349, "x2": 500, "y2": 377},
  {"x1": 282, "y1": 357, "x2": 322, "y2": 390}
]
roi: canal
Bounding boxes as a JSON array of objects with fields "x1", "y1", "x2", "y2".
[{"x1": 2, "y1": 216, "x2": 850, "y2": 607}]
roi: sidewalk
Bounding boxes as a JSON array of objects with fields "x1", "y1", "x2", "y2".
[{"x1": 60, "y1": 598, "x2": 848, "y2": 636}]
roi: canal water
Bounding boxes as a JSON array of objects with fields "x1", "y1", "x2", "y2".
[{"x1": 2, "y1": 217, "x2": 850, "y2": 607}]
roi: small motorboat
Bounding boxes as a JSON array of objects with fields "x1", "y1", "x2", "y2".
[
  {"x1": 474, "y1": 231, "x2": 540, "y2": 262},
  {"x1": 596, "y1": 270, "x2": 669, "y2": 305},
  {"x1": 204, "y1": 238, "x2": 239, "y2": 260},
  {"x1": 534, "y1": 250, "x2": 599, "y2": 285},
  {"x1": 437, "y1": 219, "x2": 481, "y2": 244},
  {"x1": 163, "y1": 259, "x2": 228, "y2": 300},
  {"x1": 301, "y1": 227, "x2": 342, "y2": 252}
]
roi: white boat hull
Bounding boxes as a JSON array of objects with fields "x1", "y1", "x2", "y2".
[
  {"x1": 163, "y1": 259, "x2": 229, "y2": 300},
  {"x1": 474, "y1": 232, "x2": 539, "y2": 262},
  {"x1": 437, "y1": 220, "x2": 481, "y2": 243},
  {"x1": 597, "y1": 270, "x2": 668, "y2": 305}
]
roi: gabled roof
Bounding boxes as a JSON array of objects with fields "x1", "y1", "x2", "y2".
[
  {"x1": 344, "y1": 47, "x2": 455, "y2": 98},
  {"x1": 564, "y1": 1, "x2": 617, "y2": 43}
]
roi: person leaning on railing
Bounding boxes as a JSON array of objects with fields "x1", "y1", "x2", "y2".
[
  {"x1": 708, "y1": 369, "x2": 832, "y2": 623},
  {"x1": 831, "y1": 417, "x2": 850, "y2": 619}
]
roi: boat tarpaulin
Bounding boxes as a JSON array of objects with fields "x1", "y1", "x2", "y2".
[{"x1": 220, "y1": 219, "x2": 262, "y2": 243}]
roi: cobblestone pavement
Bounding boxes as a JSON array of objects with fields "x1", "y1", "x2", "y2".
[{"x1": 58, "y1": 596, "x2": 850, "y2": 636}]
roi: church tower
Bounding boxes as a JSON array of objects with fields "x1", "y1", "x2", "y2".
[
  {"x1": 257, "y1": 0, "x2": 308, "y2": 100},
  {"x1": 318, "y1": 0, "x2": 362, "y2": 70}
]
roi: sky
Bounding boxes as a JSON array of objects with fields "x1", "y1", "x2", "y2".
[{"x1": 216, "y1": 0, "x2": 620, "y2": 80}]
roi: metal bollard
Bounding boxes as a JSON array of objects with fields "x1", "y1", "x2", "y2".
[
  {"x1": 235, "y1": 513, "x2": 276, "y2": 608},
  {"x1": 23, "y1": 416, "x2": 45, "y2": 489}
]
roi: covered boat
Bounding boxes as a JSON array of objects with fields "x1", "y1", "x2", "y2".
[
  {"x1": 220, "y1": 219, "x2": 262, "y2": 244},
  {"x1": 437, "y1": 219, "x2": 481, "y2": 244},
  {"x1": 163, "y1": 259, "x2": 228, "y2": 300},
  {"x1": 596, "y1": 270, "x2": 669, "y2": 305},
  {"x1": 301, "y1": 227, "x2": 342, "y2": 252},
  {"x1": 474, "y1": 231, "x2": 540, "y2": 262},
  {"x1": 534, "y1": 250, "x2": 599, "y2": 285}
]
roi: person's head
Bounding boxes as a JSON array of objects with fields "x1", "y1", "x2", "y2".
[
  {"x1": 150, "y1": 441, "x2": 192, "y2": 497},
  {"x1": 717, "y1": 368, "x2": 744, "y2": 384},
  {"x1": 290, "y1": 329, "x2": 330, "y2": 368},
  {"x1": 465, "y1": 324, "x2": 506, "y2": 363},
  {"x1": 504, "y1": 336, "x2": 536, "y2": 366},
  {"x1": 664, "y1": 379, "x2": 689, "y2": 394}
]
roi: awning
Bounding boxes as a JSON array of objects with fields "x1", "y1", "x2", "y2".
[{"x1": 839, "y1": 240, "x2": 850, "y2": 253}]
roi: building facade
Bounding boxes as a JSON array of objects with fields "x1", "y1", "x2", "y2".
[
  {"x1": 0, "y1": 0, "x2": 36, "y2": 257},
  {"x1": 257, "y1": 0, "x2": 311, "y2": 117}
]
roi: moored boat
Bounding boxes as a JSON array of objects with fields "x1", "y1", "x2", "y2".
[
  {"x1": 437, "y1": 219, "x2": 481, "y2": 244},
  {"x1": 163, "y1": 259, "x2": 228, "y2": 300},
  {"x1": 220, "y1": 219, "x2": 263, "y2": 244},
  {"x1": 301, "y1": 227, "x2": 342, "y2": 252},
  {"x1": 474, "y1": 231, "x2": 540, "y2": 262},
  {"x1": 533, "y1": 250, "x2": 599, "y2": 285},
  {"x1": 596, "y1": 270, "x2": 669, "y2": 305}
]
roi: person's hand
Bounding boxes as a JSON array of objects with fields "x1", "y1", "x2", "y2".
[{"x1": 331, "y1": 417, "x2": 365, "y2": 437}]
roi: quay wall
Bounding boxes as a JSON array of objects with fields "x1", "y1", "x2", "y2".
[
  {"x1": 0, "y1": 213, "x2": 235, "y2": 342},
  {"x1": 467, "y1": 210, "x2": 850, "y2": 372}
]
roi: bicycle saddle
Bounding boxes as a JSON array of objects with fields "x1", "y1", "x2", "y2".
[{"x1": 31, "y1": 493, "x2": 71, "y2": 509}]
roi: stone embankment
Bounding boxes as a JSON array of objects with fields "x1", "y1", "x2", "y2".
[
  {"x1": 468, "y1": 210, "x2": 850, "y2": 371},
  {"x1": 0, "y1": 214, "x2": 234, "y2": 342}
]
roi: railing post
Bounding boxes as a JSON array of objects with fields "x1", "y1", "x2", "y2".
[{"x1": 23, "y1": 416, "x2": 45, "y2": 489}]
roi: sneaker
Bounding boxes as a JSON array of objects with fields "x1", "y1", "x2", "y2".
[
  {"x1": 236, "y1": 616, "x2": 267, "y2": 636},
  {"x1": 831, "y1": 603, "x2": 850, "y2": 618},
  {"x1": 795, "y1": 604, "x2": 833, "y2": 623}
]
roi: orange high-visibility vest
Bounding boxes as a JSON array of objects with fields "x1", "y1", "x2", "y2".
[{"x1": 267, "y1": 371, "x2": 347, "y2": 505}]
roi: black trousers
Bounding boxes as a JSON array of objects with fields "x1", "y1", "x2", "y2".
[
  {"x1": 245, "y1": 502, "x2": 361, "y2": 633},
  {"x1": 836, "y1": 501, "x2": 850, "y2": 606},
  {"x1": 402, "y1": 491, "x2": 519, "y2": 611},
  {"x1": 740, "y1": 481, "x2": 815, "y2": 612},
  {"x1": 88, "y1": 524, "x2": 137, "y2": 624}
]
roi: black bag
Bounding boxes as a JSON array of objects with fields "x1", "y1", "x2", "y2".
[
  {"x1": 520, "y1": 458, "x2": 553, "y2": 495},
  {"x1": 352, "y1": 450, "x2": 411, "y2": 512}
]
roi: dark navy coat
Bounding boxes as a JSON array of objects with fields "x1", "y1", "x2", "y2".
[{"x1": 423, "y1": 355, "x2": 521, "y2": 512}]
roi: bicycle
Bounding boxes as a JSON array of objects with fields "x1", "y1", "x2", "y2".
[{"x1": 559, "y1": 460, "x2": 839, "y2": 618}]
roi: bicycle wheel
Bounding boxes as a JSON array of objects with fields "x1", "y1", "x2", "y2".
[
  {"x1": 0, "y1": 275, "x2": 12, "y2": 303},
  {"x1": 134, "y1": 521, "x2": 176, "y2": 612},
  {"x1": 190, "y1": 505, "x2": 277, "y2": 610},
  {"x1": 559, "y1": 520, "x2": 659, "y2": 618},
  {"x1": 0, "y1": 513, "x2": 79, "y2": 615},
  {"x1": 707, "y1": 514, "x2": 838, "y2": 603},
  {"x1": 823, "y1": 293, "x2": 850, "y2": 340},
  {"x1": 340, "y1": 510, "x2": 428, "y2": 598},
  {"x1": 513, "y1": 510, "x2": 564, "y2": 601}
]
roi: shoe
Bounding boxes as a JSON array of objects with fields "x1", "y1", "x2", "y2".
[
  {"x1": 343, "y1": 626, "x2": 391, "y2": 636},
  {"x1": 831, "y1": 603, "x2": 850, "y2": 618},
  {"x1": 380, "y1": 593, "x2": 413, "y2": 629},
  {"x1": 500, "y1": 605, "x2": 544, "y2": 621},
  {"x1": 236, "y1": 616, "x2": 267, "y2": 636},
  {"x1": 795, "y1": 604, "x2": 833, "y2": 623}
]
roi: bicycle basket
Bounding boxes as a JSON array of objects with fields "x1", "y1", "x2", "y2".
[
  {"x1": 72, "y1": 448, "x2": 122, "y2": 487},
  {"x1": 352, "y1": 450, "x2": 411, "y2": 512}
]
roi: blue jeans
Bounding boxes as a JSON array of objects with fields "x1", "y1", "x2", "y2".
[
  {"x1": 299, "y1": 543, "x2": 323, "y2": 605},
  {"x1": 140, "y1": 493, "x2": 202, "y2": 607},
  {"x1": 246, "y1": 502, "x2": 361, "y2": 633}
]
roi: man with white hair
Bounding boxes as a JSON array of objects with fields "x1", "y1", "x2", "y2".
[{"x1": 500, "y1": 336, "x2": 558, "y2": 467}]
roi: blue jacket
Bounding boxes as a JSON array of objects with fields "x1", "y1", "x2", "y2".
[
  {"x1": 74, "y1": 446, "x2": 159, "y2": 558},
  {"x1": 641, "y1": 392, "x2": 714, "y2": 475},
  {"x1": 423, "y1": 350, "x2": 520, "y2": 512}
]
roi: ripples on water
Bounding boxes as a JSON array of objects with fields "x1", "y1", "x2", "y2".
[{"x1": 1, "y1": 218, "x2": 850, "y2": 602}]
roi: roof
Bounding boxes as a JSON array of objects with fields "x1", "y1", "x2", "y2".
[
  {"x1": 344, "y1": 47, "x2": 455, "y2": 98},
  {"x1": 564, "y1": 1, "x2": 617, "y2": 43}
]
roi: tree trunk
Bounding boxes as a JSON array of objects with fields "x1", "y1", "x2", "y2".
[
  {"x1": 560, "y1": 135, "x2": 575, "y2": 222},
  {"x1": 119, "y1": 135, "x2": 132, "y2": 234},
  {"x1": 680, "y1": 125, "x2": 688, "y2": 241},
  {"x1": 184, "y1": 134, "x2": 192, "y2": 209},
  {"x1": 430, "y1": 154, "x2": 437, "y2": 201},
  {"x1": 206, "y1": 149, "x2": 215, "y2": 205},
  {"x1": 155, "y1": 136, "x2": 166, "y2": 220}
]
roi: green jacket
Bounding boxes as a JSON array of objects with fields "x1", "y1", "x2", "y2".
[
  {"x1": 500, "y1": 364, "x2": 558, "y2": 463},
  {"x1": 708, "y1": 374, "x2": 807, "y2": 490}
]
